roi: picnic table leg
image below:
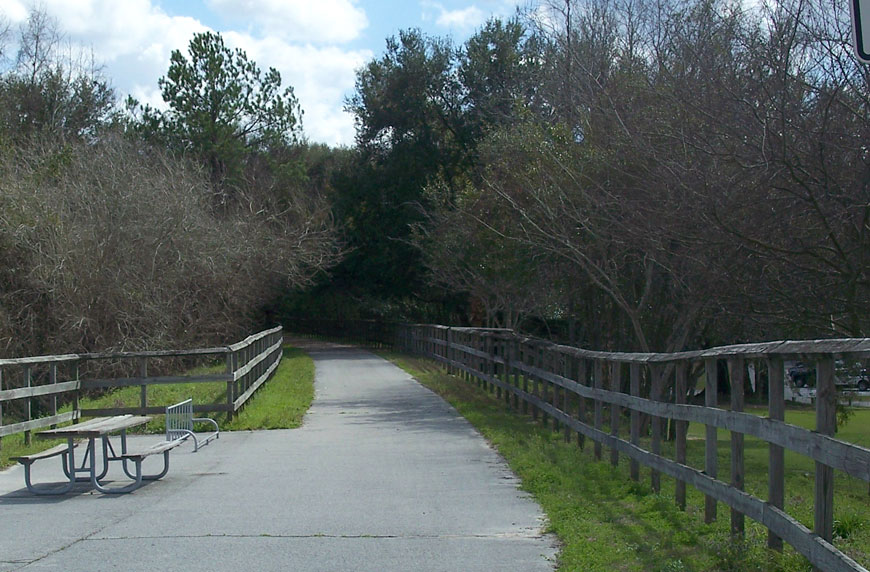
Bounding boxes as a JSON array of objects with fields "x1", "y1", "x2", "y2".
[
  {"x1": 63, "y1": 437, "x2": 109, "y2": 482},
  {"x1": 90, "y1": 437, "x2": 143, "y2": 494},
  {"x1": 61, "y1": 437, "x2": 75, "y2": 479},
  {"x1": 140, "y1": 451, "x2": 171, "y2": 481},
  {"x1": 120, "y1": 429, "x2": 139, "y2": 480},
  {"x1": 21, "y1": 439, "x2": 76, "y2": 495},
  {"x1": 95, "y1": 436, "x2": 111, "y2": 480}
]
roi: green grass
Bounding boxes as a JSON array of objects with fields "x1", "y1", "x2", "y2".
[
  {"x1": 382, "y1": 352, "x2": 870, "y2": 572},
  {"x1": 0, "y1": 346, "x2": 314, "y2": 470},
  {"x1": 224, "y1": 347, "x2": 314, "y2": 431}
]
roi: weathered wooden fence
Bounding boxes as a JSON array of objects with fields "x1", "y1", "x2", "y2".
[
  {"x1": 397, "y1": 323, "x2": 870, "y2": 572},
  {"x1": 0, "y1": 326, "x2": 283, "y2": 451}
]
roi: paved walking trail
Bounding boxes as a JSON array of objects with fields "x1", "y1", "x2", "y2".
[{"x1": 0, "y1": 342, "x2": 557, "y2": 571}]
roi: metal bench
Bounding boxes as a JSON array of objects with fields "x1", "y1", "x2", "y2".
[{"x1": 165, "y1": 399, "x2": 219, "y2": 452}]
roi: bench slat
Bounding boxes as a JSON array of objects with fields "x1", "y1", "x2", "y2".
[
  {"x1": 122, "y1": 438, "x2": 185, "y2": 461},
  {"x1": 11, "y1": 443, "x2": 76, "y2": 463}
]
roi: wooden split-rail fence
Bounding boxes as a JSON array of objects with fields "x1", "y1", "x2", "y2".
[
  {"x1": 0, "y1": 326, "x2": 283, "y2": 449},
  {"x1": 397, "y1": 323, "x2": 870, "y2": 572}
]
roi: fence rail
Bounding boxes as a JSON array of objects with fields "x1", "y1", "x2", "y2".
[
  {"x1": 0, "y1": 326, "x2": 283, "y2": 449},
  {"x1": 396, "y1": 323, "x2": 870, "y2": 572}
]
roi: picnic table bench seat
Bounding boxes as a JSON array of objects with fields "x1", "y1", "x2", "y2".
[
  {"x1": 11, "y1": 442, "x2": 77, "y2": 464},
  {"x1": 116, "y1": 437, "x2": 187, "y2": 491},
  {"x1": 11, "y1": 442, "x2": 80, "y2": 495}
]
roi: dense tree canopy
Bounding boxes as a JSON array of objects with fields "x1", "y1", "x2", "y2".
[
  {"x1": 132, "y1": 31, "x2": 303, "y2": 195},
  {"x1": 1, "y1": 0, "x2": 867, "y2": 356},
  {"x1": 319, "y1": 0, "x2": 870, "y2": 349}
]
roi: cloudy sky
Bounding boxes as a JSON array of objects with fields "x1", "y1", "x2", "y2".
[{"x1": 0, "y1": 0, "x2": 525, "y2": 147}]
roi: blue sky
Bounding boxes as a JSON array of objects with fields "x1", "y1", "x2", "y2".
[{"x1": 1, "y1": 0, "x2": 525, "y2": 146}]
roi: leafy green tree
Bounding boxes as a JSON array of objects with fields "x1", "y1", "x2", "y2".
[
  {"x1": 460, "y1": 18, "x2": 542, "y2": 143},
  {"x1": 330, "y1": 30, "x2": 466, "y2": 308},
  {"x1": 133, "y1": 31, "x2": 302, "y2": 194}
]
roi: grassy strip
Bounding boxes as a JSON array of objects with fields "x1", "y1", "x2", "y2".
[
  {"x1": 0, "y1": 347, "x2": 314, "y2": 469},
  {"x1": 382, "y1": 351, "x2": 870, "y2": 572},
  {"x1": 224, "y1": 347, "x2": 314, "y2": 431}
]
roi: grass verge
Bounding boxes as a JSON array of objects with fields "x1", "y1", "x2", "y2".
[
  {"x1": 382, "y1": 351, "x2": 870, "y2": 572},
  {"x1": 0, "y1": 346, "x2": 314, "y2": 470}
]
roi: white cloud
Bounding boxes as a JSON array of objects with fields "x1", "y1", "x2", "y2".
[
  {"x1": 0, "y1": 0, "x2": 369, "y2": 145},
  {"x1": 437, "y1": 6, "x2": 485, "y2": 30},
  {"x1": 224, "y1": 32, "x2": 371, "y2": 146},
  {"x1": 12, "y1": 0, "x2": 206, "y2": 63},
  {"x1": 3, "y1": 0, "x2": 208, "y2": 109},
  {"x1": 0, "y1": 0, "x2": 29, "y2": 22},
  {"x1": 207, "y1": 0, "x2": 368, "y2": 44},
  {"x1": 422, "y1": 2, "x2": 486, "y2": 33}
]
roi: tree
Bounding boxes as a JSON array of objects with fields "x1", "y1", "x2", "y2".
[
  {"x1": 324, "y1": 30, "x2": 466, "y2": 310},
  {"x1": 417, "y1": 177, "x2": 556, "y2": 329},
  {"x1": 0, "y1": 7, "x2": 115, "y2": 144},
  {"x1": 459, "y1": 17, "x2": 544, "y2": 154},
  {"x1": 133, "y1": 31, "x2": 303, "y2": 194}
]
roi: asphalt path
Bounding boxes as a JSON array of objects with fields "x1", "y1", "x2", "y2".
[{"x1": 0, "y1": 342, "x2": 557, "y2": 571}]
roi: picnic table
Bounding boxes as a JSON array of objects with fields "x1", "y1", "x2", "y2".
[{"x1": 14, "y1": 415, "x2": 184, "y2": 495}]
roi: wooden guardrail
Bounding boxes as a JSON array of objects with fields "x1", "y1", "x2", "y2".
[
  {"x1": 0, "y1": 326, "x2": 283, "y2": 452},
  {"x1": 396, "y1": 323, "x2": 870, "y2": 572}
]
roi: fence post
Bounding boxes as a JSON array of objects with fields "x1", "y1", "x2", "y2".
[
  {"x1": 729, "y1": 356, "x2": 745, "y2": 536},
  {"x1": 704, "y1": 358, "x2": 718, "y2": 523},
  {"x1": 563, "y1": 353, "x2": 572, "y2": 443},
  {"x1": 446, "y1": 327, "x2": 452, "y2": 374},
  {"x1": 675, "y1": 361, "x2": 688, "y2": 510},
  {"x1": 532, "y1": 345, "x2": 541, "y2": 422},
  {"x1": 550, "y1": 349, "x2": 559, "y2": 432},
  {"x1": 594, "y1": 360, "x2": 604, "y2": 461},
  {"x1": 814, "y1": 356, "x2": 836, "y2": 548},
  {"x1": 139, "y1": 357, "x2": 148, "y2": 416},
  {"x1": 226, "y1": 350, "x2": 235, "y2": 421},
  {"x1": 24, "y1": 365, "x2": 32, "y2": 447},
  {"x1": 476, "y1": 334, "x2": 484, "y2": 389},
  {"x1": 521, "y1": 341, "x2": 529, "y2": 415},
  {"x1": 630, "y1": 362, "x2": 640, "y2": 481},
  {"x1": 73, "y1": 360, "x2": 80, "y2": 424},
  {"x1": 50, "y1": 363, "x2": 58, "y2": 429},
  {"x1": 506, "y1": 335, "x2": 516, "y2": 410},
  {"x1": 767, "y1": 355, "x2": 785, "y2": 550},
  {"x1": 651, "y1": 364, "x2": 663, "y2": 494},
  {"x1": 492, "y1": 335, "x2": 501, "y2": 398},
  {"x1": 503, "y1": 337, "x2": 511, "y2": 406},
  {"x1": 610, "y1": 361, "x2": 622, "y2": 468},
  {"x1": 577, "y1": 359, "x2": 587, "y2": 450}
]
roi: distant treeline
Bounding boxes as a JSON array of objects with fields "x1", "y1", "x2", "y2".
[
  {"x1": 293, "y1": 0, "x2": 870, "y2": 353},
  {"x1": 2, "y1": 1, "x2": 868, "y2": 357}
]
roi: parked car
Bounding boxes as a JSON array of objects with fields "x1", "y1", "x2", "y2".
[
  {"x1": 787, "y1": 362, "x2": 811, "y2": 387},
  {"x1": 787, "y1": 361, "x2": 870, "y2": 391},
  {"x1": 838, "y1": 361, "x2": 870, "y2": 392}
]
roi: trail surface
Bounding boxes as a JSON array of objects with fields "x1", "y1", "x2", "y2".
[{"x1": 0, "y1": 342, "x2": 556, "y2": 571}]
